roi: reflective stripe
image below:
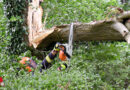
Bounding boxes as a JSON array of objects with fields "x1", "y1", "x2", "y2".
[
  {"x1": 46, "y1": 55, "x2": 52, "y2": 63},
  {"x1": 56, "y1": 44, "x2": 58, "y2": 47},
  {"x1": 61, "y1": 64, "x2": 66, "y2": 70}
]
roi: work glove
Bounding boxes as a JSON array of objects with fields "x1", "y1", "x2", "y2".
[{"x1": 57, "y1": 63, "x2": 67, "y2": 71}]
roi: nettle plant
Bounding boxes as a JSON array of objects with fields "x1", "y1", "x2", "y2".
[{"x1": 3, "y1": 0, "x2": 30, "y2": 55}]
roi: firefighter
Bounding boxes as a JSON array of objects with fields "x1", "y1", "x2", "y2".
[
  {"x1": 40, "y1": 42, "x2": 70, "y2": 72},
  {"x1": 0, "y1": 77, "x2": 4, "y2": 87},
  {"x1": 19, "y1": 57, "x2": 37, "y2": 73}
]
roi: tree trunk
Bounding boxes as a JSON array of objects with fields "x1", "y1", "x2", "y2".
[
  {"x1": 33, "y1": 19, "x2": 130, "y2": 50},
  {"x1": 27, "y1": 0, "x2": 130, "y2": 50},
  {"x1": 27, "y1": 0, "x2": 44, "y2": 47},
  {"x1": 121, "y1": 0, "x2": 127, "y2": 4}
]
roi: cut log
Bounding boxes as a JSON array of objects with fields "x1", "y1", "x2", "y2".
[
  {"x1": 26, "y1": 0, "x2": 130, "y2": 49},
  {"x1": 33, "y1": 19, "x2": 130, "y2": 49},
  {"x1": 111, "y1": 22, "x2": 130, "y2": 43}
]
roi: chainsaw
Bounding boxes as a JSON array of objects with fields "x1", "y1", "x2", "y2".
[{"x1": 59, "y1": 23, "x2": 74, "y2": 66}]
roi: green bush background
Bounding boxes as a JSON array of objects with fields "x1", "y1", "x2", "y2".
[{"x1": 0, "y1": 0, "x2": 130, "y2": 89}]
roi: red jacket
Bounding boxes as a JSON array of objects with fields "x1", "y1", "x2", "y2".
[{"x1": 19, "y1": 57, "x2": 32, "y2": 72}]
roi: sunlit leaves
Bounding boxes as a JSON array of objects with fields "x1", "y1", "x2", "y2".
[{"x1": 42, "y1": 0, "x2": 122, "y2": 28}]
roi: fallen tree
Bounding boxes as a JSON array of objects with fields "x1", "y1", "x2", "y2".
[{"x1": 27, "y1": 0, "x2": 130, "y2": 50}]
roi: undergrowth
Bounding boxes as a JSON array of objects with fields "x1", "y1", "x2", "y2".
[
  {"x1": 0, "y1": 0, "x2": 130, "y2": 89},
  {"x1": 1, "y1": 42, "x2": 130, "y2": 89}
]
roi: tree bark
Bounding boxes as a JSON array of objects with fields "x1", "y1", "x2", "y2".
[
  {"x1": 27, "y1": 0, "x2": 130, "y2": 50},
  {"x1": 121, "y1": 0, "x2": 127, "y2": 4},
  {"x1": 32, "y1": 19, "x2": 130, "y2": 50},
  {"x1": 111, "y1": 22, "x2": 130, "y2": 43}
]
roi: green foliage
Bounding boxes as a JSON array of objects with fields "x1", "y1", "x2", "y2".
[
  {"x1": 0, "y1": 2, "x2": 10, "y2": 71},
  {"x1": 3, "y1": 0, "x2": 28, "y2": 55},
  {"x1": 1, "y1": 42, "x2": 130, "y2": 89},
  {"x1": 123, "y1": 2, "x2": 130, "y2": 11},
  {"x1": 0, "y1": 2, "x2": 3, "y2": 15},
  {"x1": 42, "y1": 0, "x2": 121, "y2": 28},
  {"x1": 0, "y1": 0, "x2": 130, "y2": 89}
]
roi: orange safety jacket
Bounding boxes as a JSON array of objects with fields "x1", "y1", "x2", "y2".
[
  {"x1": 59, "y1": 46, "x2": 67, "y2": 61},
  {"x1": 59, "y1": 47, "x2": 68, "y2": 70},
  {"x1": 59, "y1": 50, "x2": 67, "y2": 61},
  {"x1": 19, "y1": 57, "x2": 32, "y2": 72}
]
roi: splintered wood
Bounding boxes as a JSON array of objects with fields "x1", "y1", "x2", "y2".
[{"x1": 27, "y1": 0, "x2": 44, "y2": 46}]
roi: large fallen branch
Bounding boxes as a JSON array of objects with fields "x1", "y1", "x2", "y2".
[
  {"x1": 27, "y1": 0, "x2": 130, "y2": 50},
  {"x1": 33, "y1": 19, "x2": 130, "y2": 49}
]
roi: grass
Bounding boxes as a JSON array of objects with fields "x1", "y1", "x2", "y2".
[
  {"x1": 0, "y1": 0, "x2": 130, "y2": 89},
  {"x1": 1, "y1": 41, "x2": 130, "y2": 89}
]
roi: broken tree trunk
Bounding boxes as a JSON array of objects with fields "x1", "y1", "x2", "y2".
[
  {"x1": 27, "y1": 0, "x2": 44, "y2": 46},
  {"x1": 27, "y1": 0, "x2": 130, "y2": 50}
]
